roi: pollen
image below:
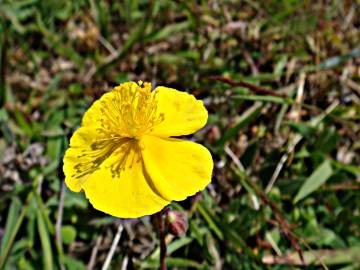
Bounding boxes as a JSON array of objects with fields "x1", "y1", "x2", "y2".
[
  {"x1": 72, "y1": 82, "x2": 165, "y2": 179},
  {"x1": 100, "y1": 81, "x2": 164, "y2": 139}
]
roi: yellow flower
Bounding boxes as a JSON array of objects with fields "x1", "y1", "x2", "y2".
[{"x1": 63, "y1": 81, "x2": 213, "y2": 218}]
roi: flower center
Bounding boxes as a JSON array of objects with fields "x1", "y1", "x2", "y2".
[
  {"x1": 99, "y1": 81, "x2": 164, "y2": 139},
  {"x1": 72, "y1": 82, "x2": 165, "y2": 179}
]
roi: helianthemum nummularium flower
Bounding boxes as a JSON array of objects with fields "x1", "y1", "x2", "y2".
[{"x1": 63, "y1": 81, "x2": 213, "y2": 218}]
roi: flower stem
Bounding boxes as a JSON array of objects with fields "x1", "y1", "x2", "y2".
[{"x1": 156, "y1": 210, "x2": 167, "y2": 270}]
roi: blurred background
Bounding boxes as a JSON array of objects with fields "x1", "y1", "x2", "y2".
[{"x1": 0, "y1": 0, "x2": 359, "y2": 269}]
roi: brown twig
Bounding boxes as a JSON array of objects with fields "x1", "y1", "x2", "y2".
[
  {"x1": 250, "y1": 182, "x2": 305, "y2": 264},
  {"x1": 0, "y1": 17, "x2": 7, "y2": 108},
  {"x1": 225, "y1": 147, "x2": 305, "y2": 264},
  {"x1": 101, "y1": 222, "x2": 124, "y2": 270},
  {"x1": 265, "y1": 101, "x2": 339, "y2": 193},
  {"x1": 323, "y1": 180, "x2": 360, "y2": 191},
  {"x1": 156, "y1": 209, "x2": 167, "y2": 270},
  {"x1": 209, "y1": 76, "x2": 286, "y2": 97},
  {"x1": 87, "y1": 236, "x2": 103, "y2": 270}
]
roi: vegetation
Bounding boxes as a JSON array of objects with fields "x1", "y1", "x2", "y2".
[{"x1": 0, "y1": 0, "x2": 359, "y2": 269}]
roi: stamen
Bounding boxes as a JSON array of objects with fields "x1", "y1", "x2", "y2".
[
  {"x1": 73, "y1": 82, "x2": 165, "y2": 180},
  {"x1": 72, "y1": 136, "x2": 131, "y2": 179},
  {"x1": 104, "y1": 82, "x2": 165, "y2": 138},
  {"x1": 107, "y1": 140, "x2": 142, "y2": 177}
]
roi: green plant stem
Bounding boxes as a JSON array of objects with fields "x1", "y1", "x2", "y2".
[{"x1": 55, "y1": 182, "x2": 66, "y2": 270}]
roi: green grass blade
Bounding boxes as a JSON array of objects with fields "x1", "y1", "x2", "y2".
[
  {"x1": 150, "y1": 237, "x2": 192, "y2": 260},
  {"x1": 196, "y1": 202, "x2": 223, "y2": 240},
  {"x1": 36, "y1": 207, "x2": 54, "y2": 270},
  {"x1": 294, "y1": 160, "x2": 333, "y2": 203},
  {"x1": 216, "y1": 102, "x2": 263, "y2": 149},
  {"x1": 141, "y1": 257, "x2": 203, "y2": 269},
  {"x1": 0, "y1": 198, "x2": 21, "y2": 257},
  {"x1": 263, "y1": 247, "x2": 360, "y2": 265},
  {"x1": 0, "y1": 194, "x2": 33, "y2": 270},
  {"x1": 144, "y1": 21, "x2": 189, "y2": 43},
  {"x1": 232, "y1": 94, "x2": 291, "y2": 104}
]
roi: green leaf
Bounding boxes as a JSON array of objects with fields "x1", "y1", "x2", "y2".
[
  {"x1": 63, "y1": 256, "x2": 86, "y2": 270},
  {"x1": 294, "y1": 160, "x2": 333, "y2": 203},
  {"x1": 63, "y1": 191, "x2": 89, "y2": 209},
  {"x1": 287, "y1": 121, "x2": 316, "y2": 137},
  {"x1": 61, "y1": 226, "x2": 77, "y2": 245}
]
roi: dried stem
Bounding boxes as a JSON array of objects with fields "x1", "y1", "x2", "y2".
[
  {"x1": 225, "y1": 146, "x2": 305, "y2": 263},
  {"x1": 265, "y1": 100, "x2": 339, "y2": 193},
  {"x1": 210, "y1": 76, "x2": 286, "y2": 97},
  {"x1": 0, "y1": 17, "x2": 8, "y2": 108},
  {"x1": 87, "y1": 235, "x2": 103, "y2": 270},
  {"x1": 156, "y1": 210, "x2": 167, "y2": 270},
  {"x1": 101, "y1": 222, "x2": 124, "y2": 270}
]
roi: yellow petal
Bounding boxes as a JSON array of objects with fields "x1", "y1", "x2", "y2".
[
  {"x1": 150, "y1": 86, "x2": 208, "y2": 137},
  {"x1": 82, "y1": 150, "x2": 169, "y2": 218},
  {"x1": 64, "y1": 127, "x2": 132, "y2": 192},
  {"x1": 63, "y1": 127, "x2": 111, "y2": 192},
  {"x1": 141, "y1": 135, "x2": 213, "y2": 201},
  {"x1": 64, "y1": 129, "x2": 169, "y2": 218},
  {"x1": 81, "y1": 92, "x2": 111, "y2": 127}
]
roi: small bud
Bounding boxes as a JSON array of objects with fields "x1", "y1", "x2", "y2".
[{"x1": 165, "y1": 210, "x2": 188, "y2": 237}]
